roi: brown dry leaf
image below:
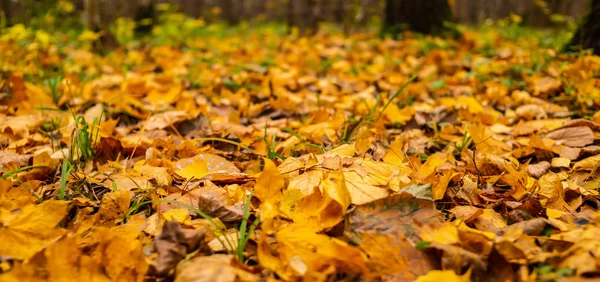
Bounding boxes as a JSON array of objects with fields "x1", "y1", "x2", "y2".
[
  {"x1": 0, "y1": 115, "x2": 44, "y2": 140},
  {"x1": 0, "y1": 199, "x2": 69, "y2": 260},
  {"x1": 346, "y1": 193, "x2": 443, "y2": 243},
  {"x1": 531, "y1": 76, "x2": 561, "y2": 96},
  {"x1": 429, "y1": 242, "x2": 487, "y2": 273},
  {"x1": 515, "y1": 104, "x2": 547, "y2": 120},
  {"x1": 161, "y1": 181, "x2": 244, "y2": 223},
  {"x1": 150, "y1": 221, "x2": 206, "y2": 277},
  {"x1": 527, "y1": 161, "x2": 551, "y2": 178},
  {"x1": 0, "y1": 151, "x2": 31, "y2": 169},
  {"x1": 145, "y1": 111, "x2": 190, "y2": 130},
  {"x1": 545, "y1": 126, "x2": 594, "y2": 147},
  {"x1": 449, "y1": 206, "x2": 483, "y2": 223}
]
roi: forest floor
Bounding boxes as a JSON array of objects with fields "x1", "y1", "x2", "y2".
[{"x1": 1, "y1": 18, "x2": 600, "y2": 282}]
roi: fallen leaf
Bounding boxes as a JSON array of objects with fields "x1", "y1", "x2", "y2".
[
  {"x1": 360, "y1": 232, "x2": 436, "y2": 281},
  {"x1": 346, "y1": 193, "x2": 443, "y2": 243},
  {"x1": 545, "y1": 126, "x2": 594, "y2": 147},
  {"x1": 145, "y1": 111, "x2": 190, "y2": 131},
  {"x1": 95, "y1": 190, "x2": 131, "y2": 225},
  {"x1": 415, "y1": 270, "x2": 470, "y2": 282},
  {"x1": 0, "y1": 199, "x2": 69, "y2": 260},
  {"x1": 175, "y1": 254, "x2": 256, "y2": 282},
  {"x1": 150, "y1": 221, "x2": 206, "y2": 277},
  {"x1": 176, "y1": 159, "x2": 208, "y2": 180},
  {"x1": 293, "y1": 170, "x2": 351, "y2": 231},
  {"x1": 259, "y1": 224, "x2": 368, "y2": 280}
]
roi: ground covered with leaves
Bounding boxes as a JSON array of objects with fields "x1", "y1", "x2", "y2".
[{"x1": 1, "y1": 18, "x2": 600, "y2": 282}]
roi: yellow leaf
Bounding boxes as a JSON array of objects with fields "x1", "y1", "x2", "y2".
[
  {"x1": 360, "y1": 232, "x2": 435, "y2": 280},
  {"x1": 254, "y1": 159, "x2": 284, "y2": 202},
  {"x1": 95, "y1": 190, "x2": 131, "y2": 225},
  {"x1": 546, "y1": 208, "x2": 568, "y2": 219},
  {"x1": 45, "y1": 235, "x2": 111, "y2": 282},
  {"x1": 573, "y1": 154, "x2": 600, "y2": 171},
  {"x1": 419, "y1": 223, "x2": 459, "y2": 245},
  {"x1": 343, "y1": 171, "x2": 389, "y2": 205},
  {"x1": 538, "y1": 172, "x2": 563, "y2": 200},
  {"x1": 418, "y1": 153, "x2": 447, "y2": 179},
  {"x1": 100, "y1": 226, "x2": 149, "y2": 282},
  {"x1": 383, "y1": 139, "x2": 405, "y2": 165},
  {"x1": 467, "y1": 122, "x2": 509, "y2": 154},
  {"x1": 176, "y1": 159, "x2": 208, "y2": 180},
  {"x1": 280, "y1": 189, "x2": 305, "y2": 219},
  {"x1": 259, "y1": 224, "x2": 368, "y2": 280},
  {"x1": 35, "y1": 30, "x2": 51, "y2": 48},
  {"x1": 472, "y1": 209, "x2": 507, "y2": 233},
  {"x1": 288, "y1": 170, "x2": 322, "y2": 195},
  {"x1": 457, "y1": 96, "x2": 484, "y2": 113},
  {"x1": 0, "y1": 199, "x2": 69, "y2": 260},
  {"x1": 138, "y1": 164, "x2": 172, "y2": 186},
  {"x1": 255, "y1": 159, "x2": 285, "y2": 234},
  {"x1": 551, "y1": 157, "x2": 571, "y2": 168},
  {"x1": 293, "y1": 171, "x2": 351, "y2": 231},
  {"x1": 162, "y1": 208, "x2": 192, "y2": 225},
  {"x1": 78, "y1": 30, "x2": 101, "y2": 41},
  {"x1": 416, "y1": 270, "x2": 470, "y2": 282},
  {"x1": 433, "y1": 171, "x2": 457, "y2": 200},
  {"x1": 383, "y1": 104, "x2": 415, "y2": 124}
]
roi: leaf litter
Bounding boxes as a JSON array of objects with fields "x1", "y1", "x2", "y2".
[{"x1": 1, "y1": 21, "x2": 600, "y2": 282}]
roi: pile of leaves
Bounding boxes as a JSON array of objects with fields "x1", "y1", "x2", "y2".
[{"x1": 1, "y1": 19, "x2": 600, "y2": 282}]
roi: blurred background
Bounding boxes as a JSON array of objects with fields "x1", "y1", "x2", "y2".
[{"x1": 0, "y1": 0, "x2": 589, "y2": 32}]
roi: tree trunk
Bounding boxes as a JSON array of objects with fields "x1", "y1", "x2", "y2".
[
  {"x1": 383, "y1": 0, "x2": 453, "y2": 35},
  {"x1": 221, "y1": 0, "x2": 241, "y2": 24},
  {"x1": 0, "y1": 0, "x2": 12, "y2": 27},
  {"x1": 565, "y1": 0, "x2": 600, "y2": 54},
  {"x1": 288, "y1": 0, "x2": 320, "y2": 35}
]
